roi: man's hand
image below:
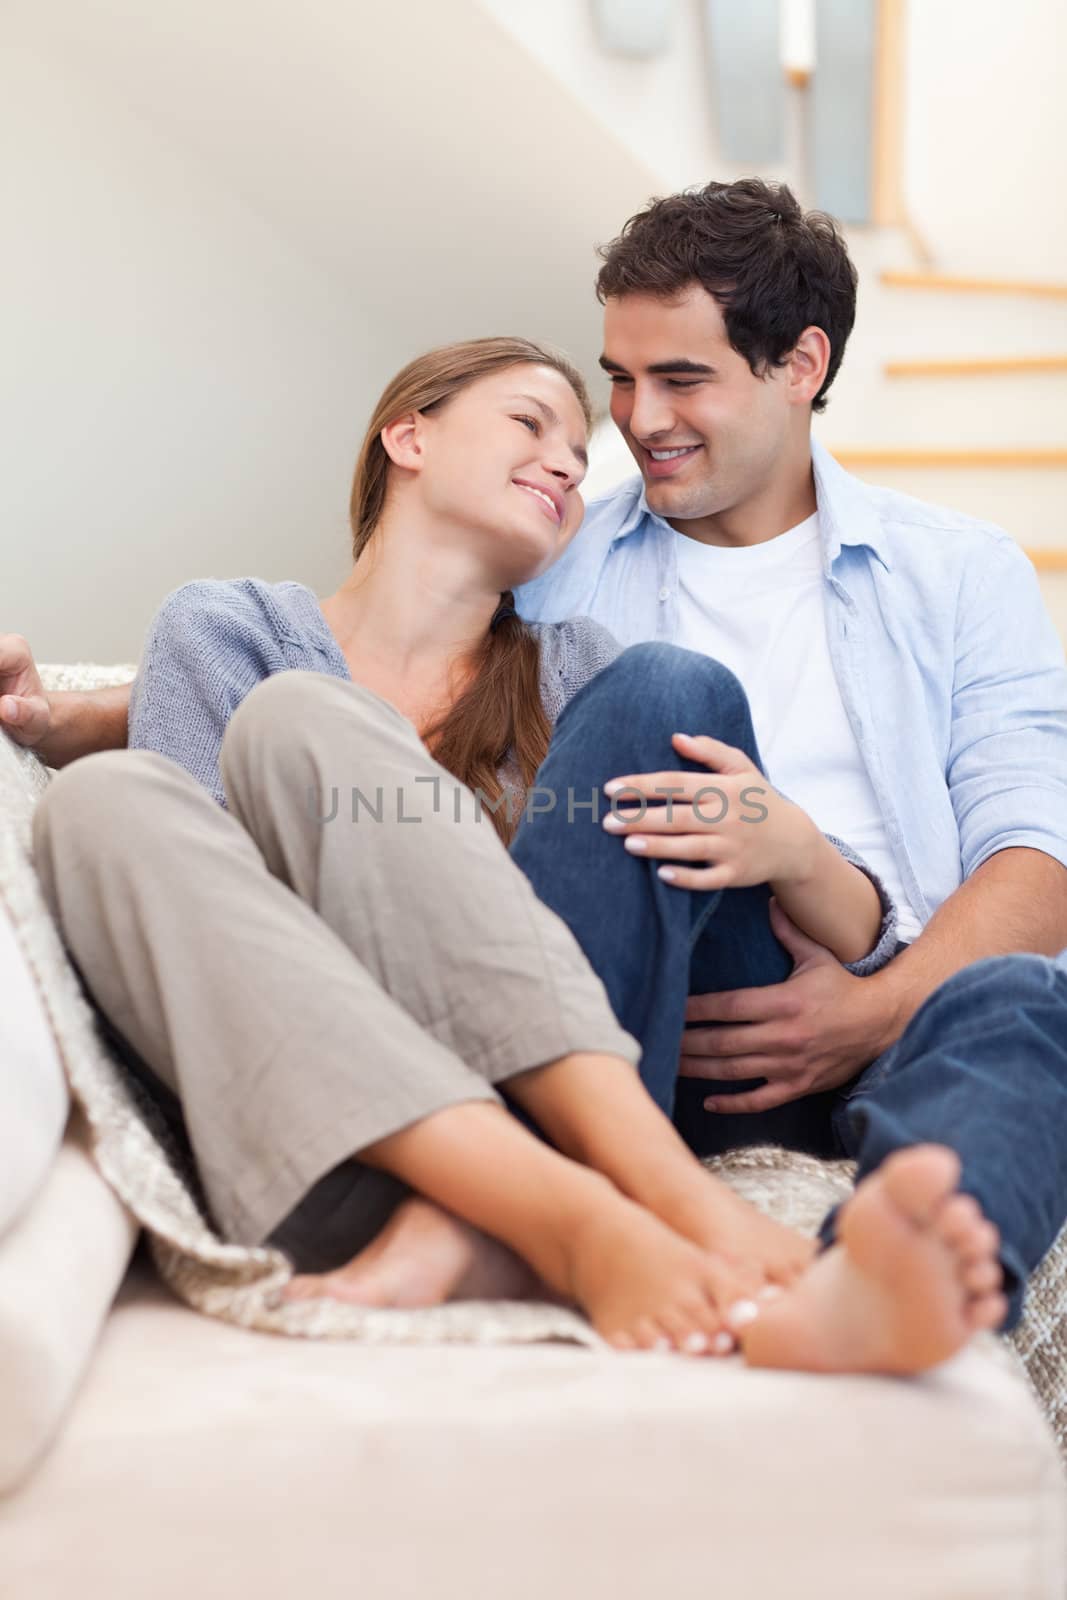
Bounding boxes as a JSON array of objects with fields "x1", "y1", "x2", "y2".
[
  {"x1": 680, "y1": 900, "x2": 899, "y2": 1113},
  {"x1": 0, "y1": 634, "x2": 52, "y2": 750}
]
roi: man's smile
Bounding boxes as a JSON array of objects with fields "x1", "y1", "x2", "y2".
[{"x1": 640, "y1": 443, "x2": 703, "y2": 479}]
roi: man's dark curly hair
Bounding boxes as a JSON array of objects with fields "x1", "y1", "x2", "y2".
[{"x1": 596, "y1": 178, "x2": 858, "y2": 414}]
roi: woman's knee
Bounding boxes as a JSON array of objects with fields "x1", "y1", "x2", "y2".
[
  {"x1": 32, "y1": 750, "x2": 165, "y2": 896},
  {"x1": 221, "y1": 671, "x2": 414, "y2": 790}
]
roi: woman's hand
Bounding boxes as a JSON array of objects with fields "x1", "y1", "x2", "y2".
[
  {"x1": 0, "y1": 634, "x2": 52, "y2": 750},
  {"x1": 602, "y1": 731, "x2": 820, "y2": 892}
]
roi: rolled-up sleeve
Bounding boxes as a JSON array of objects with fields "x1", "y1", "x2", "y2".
[{"x1": 947, "y1": 537, "x2": 1067, "y2": 878}]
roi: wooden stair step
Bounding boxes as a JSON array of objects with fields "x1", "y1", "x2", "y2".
[
  {"x1": 831, "y1": 447, "x2": 1067, "y2": 468},
  {"x1": 885, "y1": 355, "x2": 1067, "y2": 378},
  {"x1": 881, "y1": 270, "x2": 1067, "y2": 299}
]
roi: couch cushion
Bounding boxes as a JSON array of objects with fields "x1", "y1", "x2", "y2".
[
  {"x1": 0, "y1": 903, "x2": 68, "y2": 1237},
  {"x1": 0, "y1": 708, "x2": 138, "y2": 1492},
  {"x1": 0, "y1": 1260, "x2": 1062, "y2": 1600},
  {"x1": 0, "y1": 1114, "x2": 138, "y2": 1494},
  {"x1": 0, "y1": 724, "x2": 69, "y2": 1235}
]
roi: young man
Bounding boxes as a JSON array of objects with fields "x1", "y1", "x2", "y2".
[
  {"x1": 515, "y1": 176, "x2": 1067, "y2": 1107},
  {"x1": 504, "y1": 177, "x2": 1067, "y2": 1345},
  {"x1": 4, "y1": 178, "x2": 1067, "y2": 1355}
]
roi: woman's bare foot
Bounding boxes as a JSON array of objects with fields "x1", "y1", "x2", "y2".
[
  {"x1": 284, "y1": 1185, "x2": 751, "y2": 1357},
  {"x1": 283, "y1": 1196, "x2": 545, "y2": 1309},
  {"x1": 648, "y1": 1168, "x2": 817, "y2": 1289},
  {"x1": 736, "y1": 1145, "x2": 1010, "y2": 1375},
  {"x1": 510, "y1": 1051, "x2": 814, "y2": 1301},
  {"x1": 557, "y1": 1190, "x2": 757, "y2": 1354}
]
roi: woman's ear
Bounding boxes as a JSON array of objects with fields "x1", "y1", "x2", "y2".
[{"x1": 380, "y1": 411, "x2": 424, "y2": 471}]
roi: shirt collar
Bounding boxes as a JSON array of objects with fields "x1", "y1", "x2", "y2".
[
  {"x1": 606, "y1": 439, "x2": 893, "y2": 574},
  {"x1": 812, "y1": 439, "x2": 893, "y2": 573},
  {"x1": 605, "y1": 475, "x2": 654, "y2": 544}
]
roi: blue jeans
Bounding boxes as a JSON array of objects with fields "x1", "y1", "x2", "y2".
[{"x1": 510, "y1": 643, "x2": 1067, "y2": 1329}]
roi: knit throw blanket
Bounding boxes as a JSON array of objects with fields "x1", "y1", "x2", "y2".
[{"x1": 3, "y1": 666, "x2": 1066, "y2": 1452}]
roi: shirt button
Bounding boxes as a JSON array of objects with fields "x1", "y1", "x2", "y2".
[{"x1": 658, "y1": 587, "x2": 670, "y2": 602}]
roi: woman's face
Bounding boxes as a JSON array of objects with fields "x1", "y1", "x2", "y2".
[{"x1": 410, "y1": 363, "x2": 589, "y2": 587}]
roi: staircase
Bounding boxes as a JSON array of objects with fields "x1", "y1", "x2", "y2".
[{"x1": 815, "y1": 227, "x2": 1067, "y2": 641}]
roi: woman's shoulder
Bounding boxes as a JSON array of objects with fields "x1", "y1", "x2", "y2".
[
  {"x1": 530, "y1": 614, "x2": 622, "y2": 671},
  {"x1": 130, "y1": 578, "x2": 337, "y2": 804},
  {"x1": 145, "y1": 576, "x2": 347, "y2": 674},
  {"x1": 151, "y1": 577, "x2": 316, "y2": 643},
  {"x1": 527, "y1": 615, "x2": 622, "y2": 721}
]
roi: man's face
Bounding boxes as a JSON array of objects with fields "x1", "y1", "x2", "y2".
[{"x1": 601, "y1": 285, "x2": 793, "y2": 530}]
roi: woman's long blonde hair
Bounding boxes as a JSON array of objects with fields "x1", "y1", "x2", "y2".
[{"x1": 349, "y1": 337, "x2": 593, "y2": 843}]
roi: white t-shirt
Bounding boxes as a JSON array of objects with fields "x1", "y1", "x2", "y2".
[{"x1": 673, "y1": 513, "x2": 923, "y2": 943}]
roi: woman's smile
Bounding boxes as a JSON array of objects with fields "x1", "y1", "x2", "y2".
[{"x1": 513, "y1": 478, "x2": 564, "y2": 524}]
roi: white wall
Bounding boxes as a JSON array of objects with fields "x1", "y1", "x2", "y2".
[
  {"x1": 2, "y1": 0, "x2": 659, "y2": 661},
  {"x1": 479, "y1": 0, "x2": 787, "y2": 193},
  {"x1": 1, "y1": 42, "x2": 390, "y2": 663},
  {"x1": 905, "y1": 0, "x2": 1067, "y2": 277},
  {"x1": 483, "y1": 0, "x2": 1067, "y2": 277}
]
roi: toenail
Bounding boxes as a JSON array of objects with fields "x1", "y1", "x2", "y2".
[
  {"x1": 727, "y1": 1299, "x2": 761, "y2": 1330},
  {"x1": 712, "y1": 1331, "x2": 735, "y2": 1355},
  {"x1": 682, "y1": 1331, "x2": 710, "y2": 1354},
  {"x1": 652, "y1": 1337, "x2": 672, "y2": 1352},
  {"x1": 758, "y1": 1285, "x2": 784, "y2": 1302}
]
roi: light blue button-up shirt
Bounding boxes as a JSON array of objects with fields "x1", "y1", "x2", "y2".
[{"x1": 515, "y1": 439, "x2": 1067, "y2": 928}]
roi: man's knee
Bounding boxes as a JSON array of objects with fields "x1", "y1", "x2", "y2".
[
  {"x1": 582, "y1": 642, "x2": 752, "y2": 742},
  {"x1": 925, "y1": 952, "x2": 1065, "y2": 1016}
]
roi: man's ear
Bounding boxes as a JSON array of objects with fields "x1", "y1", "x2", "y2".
[
  {"x1": 787, "y1": 326, "x2": 831, "y2": 406},
  {"x1": 379, "y1": 411, "x2": 425, "y2": 471}
]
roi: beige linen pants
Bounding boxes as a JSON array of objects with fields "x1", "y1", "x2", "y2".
[{"x1": 32, "y1": 671, "x2": 638, "y2": 1271}]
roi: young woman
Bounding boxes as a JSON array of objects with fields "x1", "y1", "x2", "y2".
[{"x1": 25, "y1": 337, "x2": 1006, "y2": 1370}]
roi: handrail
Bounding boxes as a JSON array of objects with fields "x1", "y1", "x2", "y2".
[
  {"x1": 881, "y1": 271, "x2": 1067, "y2": 299},
  {"x1": 885, "y1": 356, "x2": 1067, "y2": 378}
]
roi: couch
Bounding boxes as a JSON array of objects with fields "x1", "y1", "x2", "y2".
[{"x1": 1, "y1": 665, "x2": 1065, "y2": 1600}]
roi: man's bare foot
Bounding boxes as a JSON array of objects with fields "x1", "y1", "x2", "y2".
[
  {"x1": 736, "y1": 1145, "x2": 1010, "y2": 1375},
  {"x1": 283, "y1": 1196, "x2": 545, "y2": 1309}
]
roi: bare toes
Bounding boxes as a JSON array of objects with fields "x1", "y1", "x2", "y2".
[
  {"x1": 702, "y1": 1257, "x2": 765, "y2": 1314},
  {"x1": 678, "y1": 1328, "x2": 712, "y2": 1357},
  {"x1": 968, "y1": 1293, "x2": 1009, "y2": 1332},
  {"x1": 674, "y1": 1294, "x2": 722, "y2": 1355},
  {"x1": 962, "y1": 1220, "x2": 1000, "y2": 1262},
  {"x1": 633, "y1": 1317, "x2": 667, "y2": 1351},
  {"x1": 724, "y1": 1296, "x2": 764, "y2": 1337},
  {"x1": 659, "y1": 1308, "x2": 700, "y2": 1353},
  {"x1": 961, "y1": 1258, "x2": 1003, "y2": 1297},
  {"x1": 881, "y1": 1144, "x2": 961, "y2": 1225},
  {"x1": 608, "y1": 1330, "x2": 636, "y2": 1351},
  {"x1": 936, "y1": 1195, "x2": 983, "y2": 1246}
]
